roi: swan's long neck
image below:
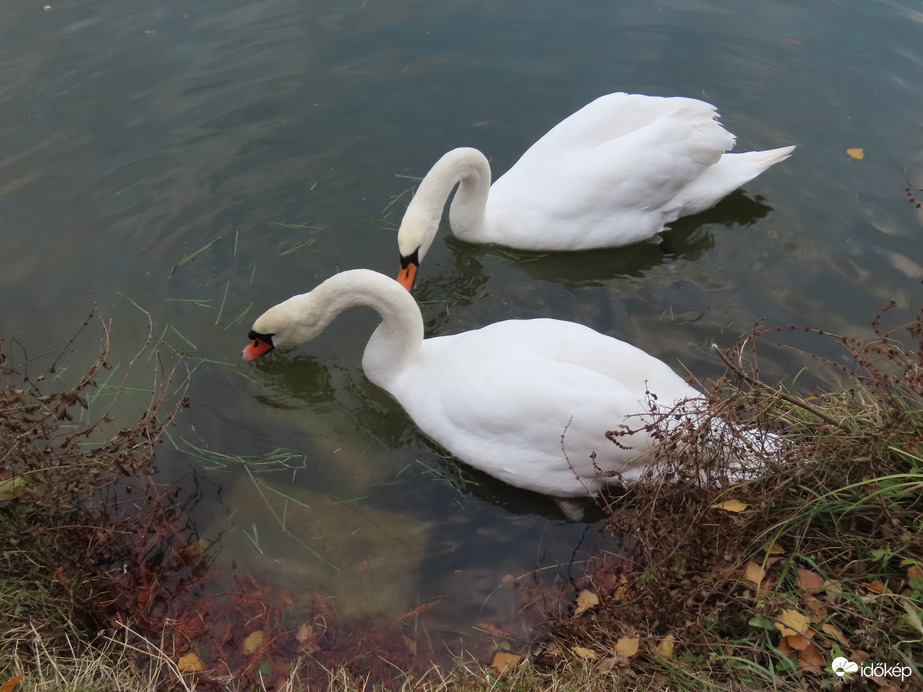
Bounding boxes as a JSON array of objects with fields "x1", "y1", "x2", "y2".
[
  {"x1": 258, "y1": 270, "x2": 424, "y2": 391},
  {"x1": 401, "y1": 148, "x2": 492, "y2": 255},
  {"x1": 358, "y1": 275, "x2": 425, "y2": 390}
]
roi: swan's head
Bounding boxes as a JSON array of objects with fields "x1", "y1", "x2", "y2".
[
  {"x1": 396, "y1": 202, "x2": 438, "y2": 292},
  {"x1": 241, "y1": 293, "x2": 323, "y2": 361}
]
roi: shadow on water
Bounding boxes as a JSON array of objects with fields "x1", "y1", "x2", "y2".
[
  {"x1": 461, "y1": 189, "x2": 775, "y2": 286},
  {"x1": 406, "y1": 188, "x2": 777, "y2": 335}
]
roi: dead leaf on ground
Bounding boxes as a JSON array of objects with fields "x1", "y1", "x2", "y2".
[
  {"x1": 598, "y1": 656, "x2": 626, "y2": 673},
  {"x1": 178, "y1": 652, "x2": 205, "y2": 672},
  {"x1": 777, "y1": 636, "x2": 792, "y2": 656},
  {"x1": 765, "y1": 543, "x2": 785, "y2": 555},
  {"x1": 654, "y1": 634, "x2": 675, "y2": 660},
  {"x1": 821, "y1": 622, "x2": 849, "y2": 647},
  {"x1": 612, "y1": 581, "x2": 631, "y2": 599},
  {"x1": 574, "y1": 589, "x2": 600, "y2": 616},
  {"x1": 798, "y1": 642, "x2": 826, "y2": 673},
  {"x1": 572, "y1": 646, "x2": 598, "y2": 660},
  {"x1": 402, "y1": 633, "x2": 417, "y2": 656},
  {"x1": 491, "y1": 651, "x2": 520, "y2": 675},
  {"x1": 0, "y1": 673, "x2": 24, "y2": 692},
  {"x1": 846, "y1": 147, "x2": 865, "y2": 160},
  {"x1": 786, "y1": 630, "x2": 816, "y2": 651},
  {"x1": 823, "y1": 580, "x2": 843, "y2": 604},
  {"x1": 774, "y1": 608, "x2": 809, "y2": 637},
  {"x1": 851, "y1": 649, "x2": 871, "y2": 664},
  {"x1": 242, "y1": 630, "x2": 264, "y2": 655},
  {"x1": 711, "y1": 499, "x2": 748, "y2": 512},
  {"x1": 860, "y1": 581, "x2": 893, "y2": 595},
  {"x1": 613, "y1": 636, "x2": 640, "y2": 658},
  {"x1": 801, "y1": 593, "x2": 828, "y2": 620},
  {"x1": 743, "y1": 561, "x2": 766, "y2": 587},
  {"x1": 798, "y1": 568, "x2": 825, "y2": 593},
  {"x1": 907, "y1": 564, "x2": 923, "y2": 582}
]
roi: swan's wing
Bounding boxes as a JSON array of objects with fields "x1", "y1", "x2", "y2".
[
  {"x1": 388, "y1": 320, "x2": 701, "y2": 496},
  {"x1": 487, "y1": 113, "x2": 735, "y2": 247},
  {"x1": 513, "y1": 93, "x2": 731, "y2": 165}
]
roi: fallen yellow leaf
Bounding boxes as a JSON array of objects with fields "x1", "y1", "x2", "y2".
[
  {"x1": 491, "y1": 651, "x2": 520, "y2": 675},
  {"x1": 711, "y1": 499, "x2": 748, "y2": 512},
  {"x1": 574, "y1": 589, "x2": 600, "y2": 616},
  {"x1": 907, "y1": 564, "x2": 923, "y2": 582},
  {"x1": 766, "y1": 543, "x2": 785, "y2": 555},
  {"x1": 655, "y1": 634, "x2": 675, "y2": 660},
  {"x1": 774, "y1": 608, "x2": 809, "y2": 637},
  {"x1": 242, "y1": 630, "x2": 264, "y2": 655},
  {"x1": 846, "y1": 147, "x2": 864, "y2": 160},
  {"x1": 613, "y1": 636, "x2": 640, "y2": 658},
  {"x1": 742, "y1": 561, "x2": 766, "y2": 586},
  {"x1": 612, "y1": 582, "x2": 631, "y2": 599},
  {"x1": 0, "y1": 673, "x2": 25, "y2": 692},
  {"x1": 177, "y1": 652, "x2": 204, "y2": 673},
  {"x1": 572, "y1": 646, "x2": 598, "y2": 660}
]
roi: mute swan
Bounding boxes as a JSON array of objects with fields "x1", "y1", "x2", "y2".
[
  {"x1": 243, "y1": 270, "x2": 774, "y2": 516},
  {"x1": 397, "y1": 92, "x2": 794, "y2": 289}
]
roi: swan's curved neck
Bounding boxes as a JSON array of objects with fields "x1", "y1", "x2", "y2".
[
  {"x1": 416, "y1": 147, "x2": 492, "y2": 241},
  {"x1": 270, "y1": 270, "x2": 424, "y2": 390}
]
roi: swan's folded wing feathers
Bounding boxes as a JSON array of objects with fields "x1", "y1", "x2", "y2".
[
  {"x1": 487, "y1": 109, "x2": 737, "y2": 248},
  {"x1": 386, "y1": 319, "x2": 702, "y2": 496},
  {"x1": 514, "y1": 93, "x2": 726, "y2": 163}
]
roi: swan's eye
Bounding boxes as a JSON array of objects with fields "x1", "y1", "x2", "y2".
[
  {"x1": 248, "y1": 329, "x2": 273, "y2": 343},
  {"x1": 399, "y1": 247, "x2": 420, "y2": 269}
]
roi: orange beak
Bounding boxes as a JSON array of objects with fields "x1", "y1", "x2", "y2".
[
  {"x1": 397, "y1": 261, "x2": 418, "y2": 292},
  {"x1": 242, "y1": 335, "x2": 274, "y2": 361}
]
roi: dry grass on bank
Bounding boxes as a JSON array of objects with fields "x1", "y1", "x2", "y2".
[
  {"x1": 2, "y1": 305, "x2": 923, "y2": 691},
  {"x1": 540, "y1": 303, "x2": 923, "y2": 690}
]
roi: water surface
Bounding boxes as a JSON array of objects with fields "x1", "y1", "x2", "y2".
[{"x1": 2, "y1": 0, "x2": 922, "y2": 664}]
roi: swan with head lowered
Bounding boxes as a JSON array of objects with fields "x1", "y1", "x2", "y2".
[
  {"x1": 243, "y1": 269, "x2": 776, "y2": 518},
  {"x1": 396, "y1": 92, "x2": 794, "y2": 289}
]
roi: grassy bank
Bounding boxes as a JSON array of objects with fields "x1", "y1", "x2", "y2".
[{"x1": 2, "y1": 306, "x2": 922, "y2": 691}]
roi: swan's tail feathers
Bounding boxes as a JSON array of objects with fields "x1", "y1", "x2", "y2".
[
  {"x1": 621, "y1": 396, "x2": 799, "y2": 488},
  {"x1": 750, "y1": 144, "x2": 796, "y2": 171},
  {"x1": 672, "y1": 144, "x2": 795, "y2": 218}
]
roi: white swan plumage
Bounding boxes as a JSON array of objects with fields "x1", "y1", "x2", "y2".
[
  {"x1": 243, "y1": 270, "x2": 773, "y2": 512},
  {"x1": 396, "y1": 92, "x2": 794, "y2": 289}
]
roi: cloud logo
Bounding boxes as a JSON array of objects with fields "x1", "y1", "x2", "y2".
[{"x1": 831, "y1": 657, "x2": 859, "y2": 677}]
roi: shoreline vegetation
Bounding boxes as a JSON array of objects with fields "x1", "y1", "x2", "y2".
[{"x1": 2, "y1": 304, "x2": 922, "y2": 691}]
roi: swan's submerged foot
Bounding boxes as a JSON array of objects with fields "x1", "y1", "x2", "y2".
[
  {"x1": 658, "y1": 238, "x2": 678, "y2": 257},
  {"x1": 554, "y1": 497, "x2": 592, "y2": 522}
]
